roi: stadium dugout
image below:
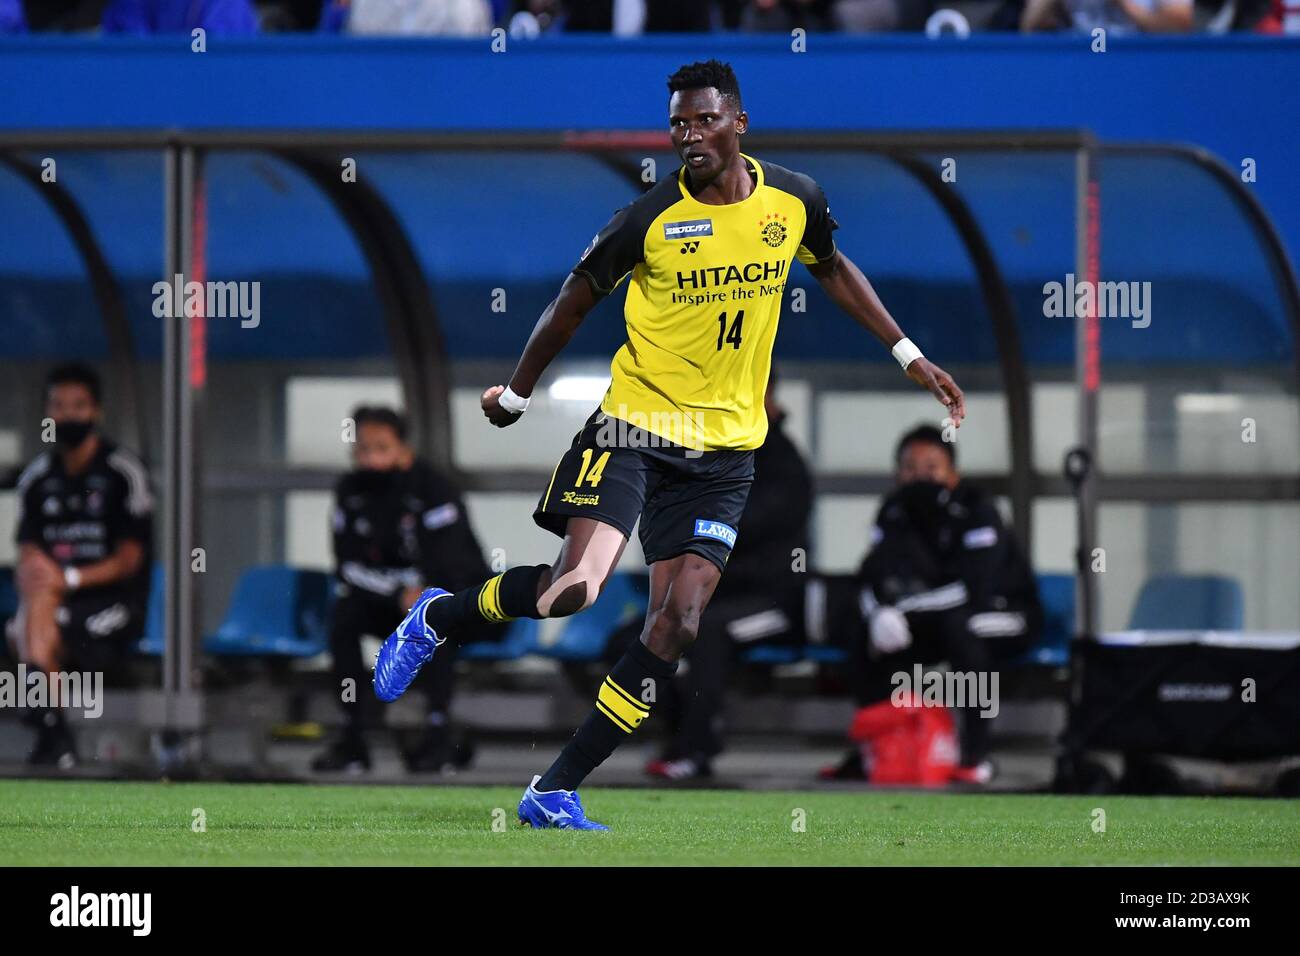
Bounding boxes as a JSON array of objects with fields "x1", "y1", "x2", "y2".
[{"x1": 1, "y1": 123, "x2": 1296, "y2": 780}]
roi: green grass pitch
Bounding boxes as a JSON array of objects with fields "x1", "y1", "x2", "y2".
[{"x1": 2, "y1": 780, "x2": 1296, "y2": 866}]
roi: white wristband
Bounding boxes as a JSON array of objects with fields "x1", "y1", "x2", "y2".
[
  {"x1": 499, "y1": 386, "x2": 530, "y2": 415},
  {"x1": 64, "y1": 566, "x2": 82, "y2": 591},
  {"x1": 891, "y1": 337, "x2": 923, "y2": 370}
]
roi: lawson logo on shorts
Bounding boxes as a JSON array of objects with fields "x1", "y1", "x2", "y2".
[
  {"x1": 664, "y1": 219, "x2": 714, "y2": 240},
  {"x1": 693, "y1": 519, "x2": 737, "y2": 549}
]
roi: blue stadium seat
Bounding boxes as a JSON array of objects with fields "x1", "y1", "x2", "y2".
[
  {"x1": 203, "y1": 565, "x2": 331, "y2": 657},
  {"x1": 741, "y1": 644, "x2": 803, "y2": 665},
  {"x1": 1007, "y1": 572, "x2": 1075, "y2": 668},
  {"x1": 1127, "y1": 574, "x2": 1244, "y2": 631},
  {"x1": 803, "y1": 645, "x2": 848, "y2": 664},
  {"x1": 0, "y1": 566, "x2": 17, "y2": 626},
  {"x1": 539, "y1": 572, "x2": 645, "y2": 662},
  {"x1": 135, "y1": 563, "x2": 165, "y2": 655},
  {"x1": 459, "y1": 616, "x2": 541, "y2": 661}
]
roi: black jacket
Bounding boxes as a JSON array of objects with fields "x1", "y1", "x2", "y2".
[
  {"x1": 332, "y1": 460, "x2": 489, "y2": 602},
  {"x1": 15, "y1": 438, "x2": 153, "y2": 606},
  {"x1": 858, "y1": 479, "x2": 1040, "y2": 616}
]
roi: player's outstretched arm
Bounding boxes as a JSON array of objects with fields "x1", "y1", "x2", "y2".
[
  {"x1": 482, "y1": 272, "x2": 603, "y2": 428},
  {"x1": 807, "y1": 250, "x2": 966, "y2": 427}
]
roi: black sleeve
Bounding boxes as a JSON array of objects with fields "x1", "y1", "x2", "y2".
[
  {"x1": 571, "y1": 202, "x2": 644, "y2": 295},
  {"x1": 331, "y1": 476, "x2": 365, "y2": 569},
  {"x1": 795, "y1": 177, "x2": 839, "y2": 266},
  {"x1": 413, "y1": 470, "x2": 490, "y2": 590},
  {"x1": 857, "y1": 498, "x2": 905, "y2": 588},
  {"x1": 948, "y1": 498, "x2": 1010, "y2": 611},
  {"x1": 15, "y1": 479, "x2": 41, "y2": 547},
  {"x1": 106, "y1": 453, "x2": 153, "y2": 548},
  {"x1": 856, "y1": 491, "x2": 945, "y2": 603}
]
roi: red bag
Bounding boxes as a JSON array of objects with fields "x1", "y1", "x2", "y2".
[{"x1": 848, "y1": 695, "x2": 959, "y2": 786}]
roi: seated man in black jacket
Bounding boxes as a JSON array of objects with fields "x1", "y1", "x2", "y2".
[
  {"x1": 7, "y1": 364, "x2": 153, "y2": 768},
  {"x1": 832, "y1": 424, "x2": 1041, "y2": 783},
  {"x1": 312, "y1": 406, "x2": 503, "y2": 773},
  {"x1": 613, "y1": 372, "x2": 814, "y2": 781}
]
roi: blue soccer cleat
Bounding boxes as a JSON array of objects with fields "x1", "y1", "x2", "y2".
[
  {"x1": 517, "y1": 775, "x2": 609, "y2": 831},
  {"x1": 373, "y1": 587, "x2": 449, "y2": 702}
]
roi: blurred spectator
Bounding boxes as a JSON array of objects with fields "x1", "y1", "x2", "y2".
[
  {"x1": 311, "y1": 406, "x2": 502, "y2": 774},
  {"x1": 0, "y1": 0, "x2": 26, "y2": 32},
  {"x1": 830, "y1": 0, "x2": 905, "y2": 29},
  {"x1": 824, "y1": 424, "x2": 1042, "y2": 783},
  {"x1": 6, "y1": 365, "x2": 153, "y2": 769},
  {"x1": 1022, "y1": 0, "x2": 1194, "y2": 31},
  {"x1": 319, "y1": 0, "x2": 493, "y2": 34},
  {"x1": 102, "y1": 0, "x2": 259, "y2": 33},
  {"x1": 645, "y1": 0, "x2": 713, "y2": 29},
  {"x1": 559, "y1": 0, "x2": 612, "y2": 30},
  {"x1": 21, "y1": 0, "x2": 109, "y2": 31},
  {"x1": 611, "y1": 373, "x2": 814, "y2": 781},
  {"x1": 983, "y1": 0, "x2": 1029, "y2": 30},
  {"x1": 256, "y1": 0, "x2": 331, "y2": 30},
  {"x1": 741, "y1": 0, "x2": 835, "y2": 30},
  {"x1": 1254, "y1": 0, "x2": 1300, "y2": 30}
]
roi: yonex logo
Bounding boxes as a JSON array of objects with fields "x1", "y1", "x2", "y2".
[
  {"x1": 693, "y1": 519, "x2": 737, "y2": 548},
  {"x1": 680, "y1": 241, "x2": 700, "y2": 254},
  {"x1": 664, "y1": 219, "x2": 714, "y2": 240}
]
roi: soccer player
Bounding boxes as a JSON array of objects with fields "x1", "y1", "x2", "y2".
[{"x1": 373, "y1": 59, "x2": 965, "y2": 829}]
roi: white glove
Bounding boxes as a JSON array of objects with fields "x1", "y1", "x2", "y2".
[{"x1": 869, "y1": 605, "x2": 912, "y2": 656}]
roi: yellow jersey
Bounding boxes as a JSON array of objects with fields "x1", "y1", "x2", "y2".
[{"x1": 572, "y1": 153, "x2": 838, "y2": 451}]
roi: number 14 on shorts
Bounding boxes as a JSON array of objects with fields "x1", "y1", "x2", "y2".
[{"x1": 576, "y1": 449, "x2": 610, "y2": 487}]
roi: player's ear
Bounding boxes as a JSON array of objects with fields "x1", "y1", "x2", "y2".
[{"x1": 734, "y1": 111, "x2": 748, "y2": 136}]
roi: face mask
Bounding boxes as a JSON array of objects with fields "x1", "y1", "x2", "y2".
[
  {"x1": 896, "y1": 479, "x2": 951, "y2": 531},
  {"x1": 55, "y1": 420, "x2": 95, "y2": 449},
  {"x1": 899, "y1": 478, "x2": 946, "y2": 500},
  {"x1": 354, "y1": 468, "x2": 399, "y2": 493}
]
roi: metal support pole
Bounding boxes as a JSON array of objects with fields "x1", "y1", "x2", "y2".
[
  {"x1": 1073, "y1": 143, "x2": 1101, "y2": 641},
  {"x1": 158, "y1": 144, "x2": 204, "y2": 753}
]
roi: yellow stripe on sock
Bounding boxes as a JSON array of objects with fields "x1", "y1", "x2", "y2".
[
  {"x1": 603, "y1": 677, "x2": 650, "y2": 715},
  {"x1": 595, "y1": 700, "x2": 635, "y2": 734},
  {"x1": 597, "y1": 678, "x2": 650, "y2": 731},
  {"x1": 477, "y1": 574, "x2": 513, "y2": 624}
]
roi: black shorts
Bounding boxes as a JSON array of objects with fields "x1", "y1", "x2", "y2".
[
  {"x1": 534, "y1": 409, "x2": 755, "y2": 573},
  {"x1": 4, "y1": 590, "x2": 144, "y2": 672}
]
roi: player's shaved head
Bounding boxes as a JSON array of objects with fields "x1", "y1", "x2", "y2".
[{"x1": 667, "y1": 59, "x2": 742, "y2": 111}]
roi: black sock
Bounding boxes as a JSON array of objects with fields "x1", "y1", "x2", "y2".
[
  {"x1": 536, "y1": 640, "x2": 678, "y2": 792},
  {"x1": 425, "y1": 565, "x2": 548, "y2": 638},
  {"x1": 341, "y1": 706, "x2": 365, "y2": 741},
  {"x1": 21, "y1": 669, "x2": 66, "y2": 732}
]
